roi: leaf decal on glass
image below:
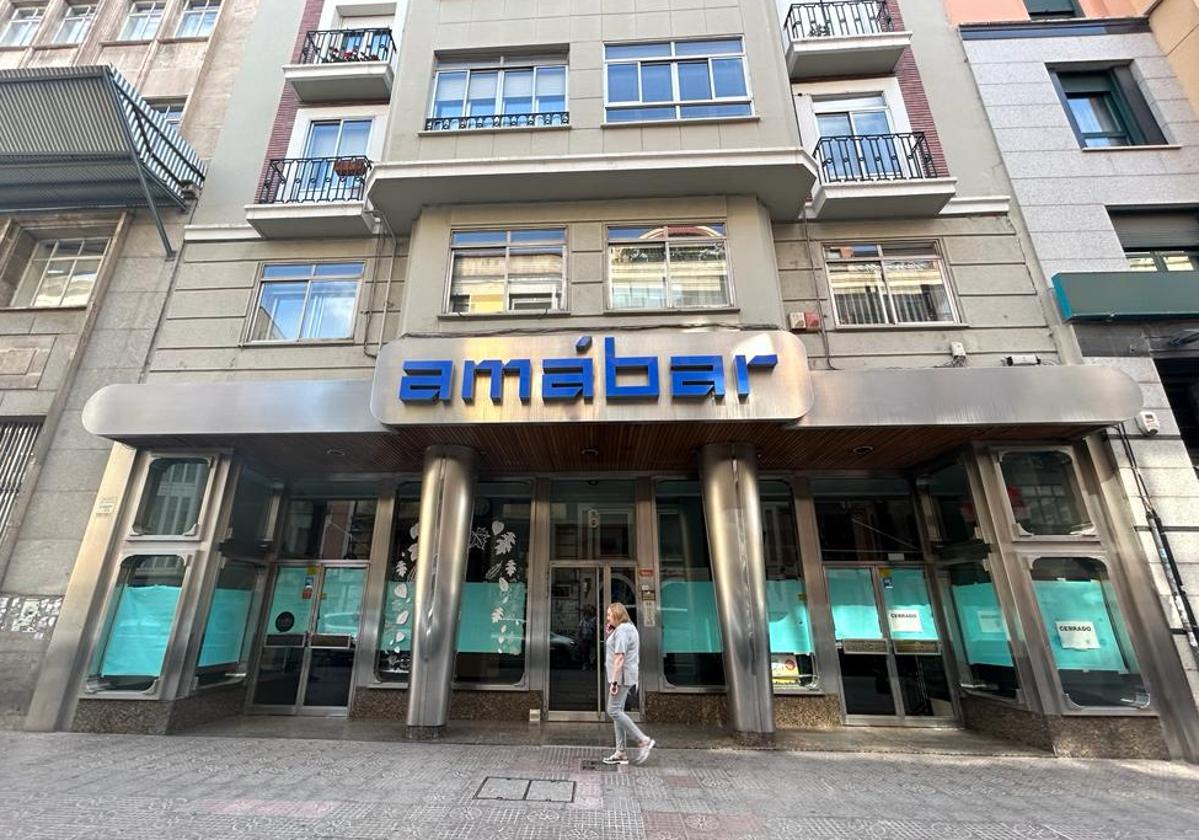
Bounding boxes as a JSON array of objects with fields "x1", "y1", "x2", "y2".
[
  {"x1": 396, "y1": 561, "x2": 408, "y2": 578},
  {"x1": 498, "y1": 578, "x2": 510, "y2": 593},
  {"x1": 395, "y1": 630, "x2": 406, "y2": 644},
  {"x1": 505, "y1": 559, "x2": 517, "y2": 577},
  {"x1": 491, "y1": 607, "x2": 504, "y2": 623},
  {"x1": 397, "y1": 582, "x2": 407, "y2": 599},
  {"x1": 495, "y1": 532, "x2": 516, "y2": 555},
  {"x1": 397, "y1": 610, "x2": 410, "y2": 626},
  {"x1": 409, "y1": 523, "x2": 419, "y2": 539},
  {"x1": 485, "y1": 561, "x2": 502, "y2": 581}
]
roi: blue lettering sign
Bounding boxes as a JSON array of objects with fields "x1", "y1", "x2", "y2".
[
  {"x1": 604, "y1": 336, "x2": 659, "y2": 400},
  {"x1": 670, "y1": 355, "x2": 725, "y2": 399},
  {"x1": 400, "y1": 360, "x2": 453, "y2": 402},
  {"x1": 543, "y1": 358, "x2": 595, "y2": 401},
  {"x1": 734, "y1": 353, "x2": 778, "y2": 399},
  {"x1": 462, "y1": 359, "x2": 531, "y2": 403}
]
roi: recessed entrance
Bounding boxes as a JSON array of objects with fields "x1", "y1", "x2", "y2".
[{"x1": 248, "y1": 562, "x2": 367, "y2": 715}]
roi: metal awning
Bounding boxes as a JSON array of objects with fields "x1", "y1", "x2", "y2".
[{"x1": 0, "y1": 66, "x2": 206, "y2": 254}]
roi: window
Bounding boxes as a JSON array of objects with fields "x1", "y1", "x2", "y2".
[
  {"x1": 824, "y1": 241, "x2": 956, "y2": 326},
  {"x1": 762, "y1": 481, "x2": 817, "y2": 691},
  {"x1": 1030, "y1": 556, "x2": 1148, "y2": 708},
  {"x1": 1053, "y1": 68, "x2": 1165, "y2": 148},
  {"x1": 656, "y1": 480, "x2": 724, "y2": 688},
  {"x1": 455, "y1": 482, "x2": 532, "y2": 685},
  {"x1": 87, "y1": 554, "x2": 187, "y2": 692},
  {"x1": 607, "y1": 223, "x2": 730, "y2": 310},
  {"x1": 1, "y1": 6, "x2": 44, "y2": 47},
  {"x1": 119, "y1": 1, "x2": 165, "y2": 41},
  {"x1": 0, "y1": 421, "x2": 39, "y2": 541},
  {"x1": 132, "y1": 457, "x2": 211, "y2": 536},
  {"x1": 53, "y1": 4, "x2": 93, "y2": 44},
  {"x1": 447, "y1": 229, "x2": 566, "y2": 314},
  {"x1": 249, "y1": 262, "x2": 363, "y2": 343},
  {"x1": 813, "y1": 478, "x2": 922, "y2": 562},
  {"x1": 1024, "y1": 0, "x2": 1079, "y2": 18},
  {"x1": 940, "y1": 560, "x2": 1021, "y2": 700},
  {"x1": 175, "y1": 0, "x2": 218, "y2": 37},
  {"x1": 377, "y1": 484, "x2": 421, "y2": 682},
  {"x1": 9, "y1": 237, "x2": 108, "y2": 309},
  {"x1": 604, "y1": 38, "x2": 751, "y2": 123},
  {"x1": 195, "y1": 560, "x2": 262, "y2": 688},
  {"x1": 1112, "y1": 209, "x2": 1199, "y2": 272},
  {"x1": 925, "y1": 461, "x2": 981, "y2": 547},
  {"x1": 149, "y1": 100, "x2": 185, "y2": 131},
  {"x1": 281, "y1": 494, "x2": 375, "y2": 559},
  {"x1": 999, "y1": 451, "x2": 1094, "y2": 537},
  {"x1": 429, "y1": 57, "x2": 568, "y2": 130}
]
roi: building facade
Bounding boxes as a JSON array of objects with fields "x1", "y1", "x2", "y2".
[{"x1": 2, "y1": 0, "x2": 1197, "y2": 761}]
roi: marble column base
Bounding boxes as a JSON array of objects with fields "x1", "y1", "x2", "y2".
[
  {"x1": 406, "y1": 725, "x2": 444, "y2": 740},
  {"x1": 730, "y1": 729, "x2": 775, "y2": 748}
]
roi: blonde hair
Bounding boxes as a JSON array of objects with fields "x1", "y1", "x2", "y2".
[{"x1": 607, "y1": 602, "x2": 632, "y2": 625}]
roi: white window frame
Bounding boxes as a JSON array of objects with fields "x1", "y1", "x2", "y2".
[
  {"x1": 118, "y1": 0, "x2": 165, "y2": 41},
  {"x1": 605, "y1": 222, "x2": 735, "y2": 312},
  {"x1": 148, "y1": 99, "x2": 186, "y2": 131},
  {"x1": 444, "y1": 227, "x2": 569, "y2": 315},
  {"x1": 1, "y1": 5, "x2": 45, "y2": 47},
  {"x1": 602, "y1": 38, "x2": 754, "y2": 124},
  {"x1": 427, "y1": 55, "x2": 569, "y2": 127},
  {"x1": 284, "y1": 105, "x2": 385, "y2": 160},
  {"x1": 10, "y1": 236, "x2": 111, "y2": 309},
  {"x1": 823, "y1": 240, "x2": 959, "y2": 328},
  {"x1": 794, "y1": 77, "x2": 911, "y2": 150},
  {"x1": 53, "y1": 3, "x2": 93, "y2": 44},
  {"x1": 175, "y1": 0, "x2": 219, "y2": 38},
  {"x1": 245, "y1": 261, "x2": 365, "y2": 345}
]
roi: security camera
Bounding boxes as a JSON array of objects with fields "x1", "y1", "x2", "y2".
[{"x1": 1136, "y1": 411, "x2": 1161, "y2": 436}]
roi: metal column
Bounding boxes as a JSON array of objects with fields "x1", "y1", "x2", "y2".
[
  {"x1": 699, "y1": 442, "x2": 774, "y2": 741},
  {"x1": 406, "y1": 444, "x2": 477, "y2": 736}
]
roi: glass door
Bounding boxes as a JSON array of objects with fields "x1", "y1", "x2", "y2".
[
  {"x1": 827, "y1": 564, "x2": 956, "y2": 724},
  {"x1": 249, "y1": 563, "x2": 367, "y2": 715},
  {"x1": 546, "y1": 563, "x2": 638, "y2": 720},
  {"x1": 294, "y1": 118, "x2": 372, "y2": 201}
]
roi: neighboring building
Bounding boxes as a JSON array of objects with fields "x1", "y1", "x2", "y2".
[
  {"x1": 1134, "y1": 0, "x2": 1199, "y2": 115},
  {"x1": 945, "y1": 0, "x2": 1199, "y2": 737},
  {"x1": 5, "y1": 0, "x2": 1197, "y2": 762},
  {"x1": 0, "y1": 0, "x2": 255, "y2": 729}
]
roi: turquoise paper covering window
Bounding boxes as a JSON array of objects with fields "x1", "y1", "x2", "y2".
[
  {"x1": 950, "y1": 581, "x2": 1013, "y2": 667},
  {"x1": 827, "y1": 567, "x2": 883, "y2": 640},
  {"x1": 458, "y1": 582, "x2": 528, "y2": 654},
  {"x1": 1034, "y1": 578, "x2": 1128, "y2": 672},
  {"x1": 880, "y1": 569, "x2": 939, "y2": 642},
  {"x1": 660, "y1": 580, "x2": 722, "y2": 653},
  {"x1": 317, "y1": 566, "x2": 366, "y2": 636},
  {"x1": 198, "y1": 588, "x2": 254, "y2": 666},
  {"x1": 266, "y1": 566, "x2": 315, "y2": 633},
  {"x1": 766, "y1": 579, "x2": 813, "y2": 655}
]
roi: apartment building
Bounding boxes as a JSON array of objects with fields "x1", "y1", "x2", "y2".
[
  {"x1": 945, "y1": 0, "x2": 1199, "y2": 751},
  {"x1": 0, "y1": 0, "x2": 261, "y2": 728},
  {"x1": 7, "y1": 0, "x2": 1197, "y2": 761}
]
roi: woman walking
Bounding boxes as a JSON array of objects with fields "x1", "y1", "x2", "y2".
[{"x1": 602, "y1": 602, "x2": 655, "y2": 766}]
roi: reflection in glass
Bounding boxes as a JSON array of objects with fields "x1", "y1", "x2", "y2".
[
  {"x1": 925, "y1": 461, "x2": 979, "y2": 546},
  {"x1": 1000, "y1": 451, "x2": 1093, "y2": 536},
  {"x1": 549, "y1": 566, "x2": 601, "y2": 711},
  {"x1": 942, "y1": 561, "x2": 1020, "y2": 699},
  {"x1": 282, "y1": 497, "x2": 376, "y2": 559},
  {"x1": 1031, "y1": 556, "x2": 1148, "y2": 708},
  {"x1": 813, "y1": 478, "x2": 921, "y2": 561},
  {"x1": 761, "y1": 481, "x2": 816, "y2": 690},
  {"x1": 550, "y1": 480, "x2": 635, "y2": 561},
  {"x1": 133, "y1": 458, "x2": 210, "y2": 536},
  {"x1": 376, "y1": 487, "x2": 422, "y2": 682}
]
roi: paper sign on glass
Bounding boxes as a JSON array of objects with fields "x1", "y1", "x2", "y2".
[
  {"x1": 888, "y1": 609, "x2": 923, "y2": 634},
  {"x1": 976, "y1": 609, "x2": 1005, "y2": 635},
  {"x1": 1056, "y1": 620, "x2": 1100, "y2": 650}
]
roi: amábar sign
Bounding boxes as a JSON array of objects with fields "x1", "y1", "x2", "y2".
[{"x1": 370, "y1": 330, "x2": 812, "y2": 425}]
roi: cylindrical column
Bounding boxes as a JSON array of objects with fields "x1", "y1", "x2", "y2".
[
  {"x1": 699, "y1": 442, "x2": 774, "y2": 741},
  {"x1": 406, "y1": 444, "x2": 477, "y2": 736}
]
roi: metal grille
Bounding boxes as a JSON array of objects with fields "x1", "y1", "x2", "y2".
[
  {"x1": 300, "y1": 28, "x2": 394, "y2": 64},
  {"x1": 785, "y1": 1, "x2": 892, "y2": 40},
  {"x1": 0, "y1": 421, "x2": 39, "y2": 540},
  {"x1": 258, "y1": 156, "x2": 371, "y2": 204},
  {"x1": 814, "y1": 132, "x2": 938, "y2": 183},
  {"x1": 425, "y1": 112, "x2": 570, "y2": 132}
]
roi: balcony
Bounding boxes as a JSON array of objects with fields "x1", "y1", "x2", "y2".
[
  {"x1": 809, "y1": 132, "x2": 957, "y2": 219},
  {"x1": 783, "y1": 1, "x2": 912, "y2": 80},
  {"x1": 424, "y1": 112, "x2": 570, "y2": 132},
  {"x1": 245, "y1": 156, "x2": 376, "y2": 238},
  {"x1": 1054, "y1": 270, "x2": 1199, "y2": 321},
  {"x1": 282, "y1": 28, "x2": 395, "y2": 103}
]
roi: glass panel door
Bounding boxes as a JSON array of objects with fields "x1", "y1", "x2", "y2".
[
  {"x1": 828, "y1": 566, "x2": 896, "y2": 716},
  {"x1": 250, "y1": 566, "x2": 315, "y2": 708},
  {"x1": 880, "y1": 568, "x2": 954, "y2": 718},
  {"x1": 303, "y1": 566, "x2": 366, "y2": 710}
]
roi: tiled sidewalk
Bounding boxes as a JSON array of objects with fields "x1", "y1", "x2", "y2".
[{"x1": 0, "y1": 731, "x2": 1197, "y2": 839}]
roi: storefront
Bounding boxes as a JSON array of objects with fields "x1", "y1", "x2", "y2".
[{"x1": 25, "y1": 329, "x2": 1197, "y2": 758}]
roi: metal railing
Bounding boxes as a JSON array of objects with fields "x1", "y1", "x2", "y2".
[
  {"x1": 299, "y1": 28, "x2": 394, "y2": 64},
  {"x1": 814, "y1": 132, "x2": 938, "y2": 183},
  {"x1": 784, "y1": 1, "x2": 893, "y2": 39},
  {"x1": 258, "y1": 156, "x2": 371, "y2": 204},
  {"x1": 425, "y1": 112, "x2": 571, "y2": 132}
]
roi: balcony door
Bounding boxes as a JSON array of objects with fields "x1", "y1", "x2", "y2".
[
  {"x1": 814, "y1": 94, "x2": 899, "y2": 180},
  {"x1": 292, "y1": 118, "x2": 372, "y2": 201}
]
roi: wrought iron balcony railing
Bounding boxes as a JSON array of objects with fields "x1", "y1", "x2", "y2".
[
  {"x1": 424, "y1": 112, "x2": 571, "y2": 132},
  {"x1": 258, "y1": 156, "x2": 371, "y2": 204},
  {"x1": 785, "y1": 1, "x2": 893, "y2": 39},
  {"x1": 814, "y1": 132, "x2": 938, "y2": 183},
  {"x1": 299, "y1": 28, "x2": 394, "y2": 65}
]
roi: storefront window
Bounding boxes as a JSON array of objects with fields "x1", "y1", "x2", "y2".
[
  {"x1": 377, "y1": 485, "x2": 421, "y2": 682},
  {"x1": 656, "y1": 480, "x2": 724, "y2": 687},
  {"x1": 281, "y1": 495, "x2": 376, "y2": 559},
  {"x1": 87, "y1": 555, "x2": 187, "y2": 692},
  {"x1": 926, "y1": 462, "x2": 979, "y2": 546},
  {"x1": 1000, "y1": 451, "x2": 1094, "y2": 537},
  {"x1": 456, "y1": 482, "x2": 532, "y2": 685},
  {"x1": 813, "y1": 478, "x2": 921, "y2": 561},
  {"x1": 941, "y1": 561, "x2": 1020, "y2": 700},
  {"x1": 132, "y1": 457, "x2": 210, "y2": 536},
  {"x1": 550, "y1": 480, "x2": 635, "y2": 560},
  {"x1": 761, "y1": 481, "x2": 816, "y2": 691},
  {"x1": 195, "y1": 560, "x2": 262, "y2": 688},
  {"x1": 223, "y1": 468, "x2": 275, "y2": 555},
  {"x1": 1030, "y1": 556, "x2": 1148, "y2": 709}
]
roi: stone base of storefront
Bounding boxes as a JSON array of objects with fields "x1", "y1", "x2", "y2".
[
  {"x1": 350, "y1": 688, "x2": 543, "y2": 722},
  {"x1": 960, "y1": 694, "x2": 1169, "y2": 759},
  {"x1": 642, "y1": 691, "x2": 841, "y2": 729},
  {"x1": 71, "y1": 683, "x2": 247, "y2": 735}
]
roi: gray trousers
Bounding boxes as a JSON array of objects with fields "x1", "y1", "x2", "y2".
[{"x1": 606, "y1": 684, "x2": 648, "y2": 752}]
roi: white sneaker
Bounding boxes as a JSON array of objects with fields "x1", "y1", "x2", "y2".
[
  {"x1": 602, "y1": 752, "x2": 629, "y2": 765},
  {"x1": 633, "y1": 739, "x2": 655, "y2": 765}
]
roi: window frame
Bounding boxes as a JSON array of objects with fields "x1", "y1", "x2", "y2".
[
  {"x1": 128, "y1": 454, "x2": 218, "y2": 541},
  {"x1": 602, "y1": 37, "x2": 754, "y2": 125},
  {"x1": 52, "y1": 3, "x2": 94, "y2": 44},
  {"x1": 0, "y1": 4, "x2": 45, "y2": 47},
  {"x1": 427, "y1": 56, "x2": 570, "y2": 128},
  {"x1": 245, "y1": 260, "x2": 365, "y2": 346},
  {"x1": 118, "y1": 0, "x2": 166, "y2": 41},
  {"x1": 1125, "y1": 248, "x2": 1199, "y2": 272},
  {"x1": 174, "y1": 0, "x2": 219, "y2": 38},
  {"x1": 1051, "y1": 66, "x2": 1166, "y2": 149},
  {"x1": 443, "y1": 227, "x2": 569, "y2": 316},
  {"x1": 1024, "y1": 0, "x2": 1080, "y2": 19},
  {"x1": 822, "y1": 239, "x2": 960, "y2": 329},
  {"x1": 148, "y1": 99, "x2": 186, "y2": 131},
  {"x1": 604, "y1": 221, "x2": 735, "y2": 313},
  {"x1": 9, "y1": 235, "x2": 111, "y2": 310},
  {"x1": 992, "y1": 447, "x2": 1099, "y2": 542}
]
